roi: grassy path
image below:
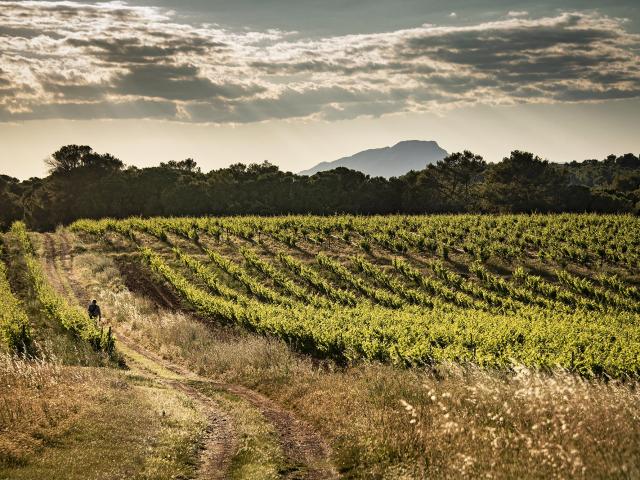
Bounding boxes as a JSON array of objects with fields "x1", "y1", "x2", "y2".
[
  {"x1": 113, "y1": 336, "x2": 238, "y2": 480},
  {"x1": 43, "y1": 230, "x2": 338, "y2": 480}
]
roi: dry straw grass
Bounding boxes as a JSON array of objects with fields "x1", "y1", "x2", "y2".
[
  {"x1": 0, "y1": 348, "x2": 206, "y2": 479},
  {"x1": 0, "y1": 351, "x2": 95, "y2": 468}
]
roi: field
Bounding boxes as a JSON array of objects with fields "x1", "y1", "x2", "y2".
[
  {"x1": 70, "y1": 214, "x2": 640, "y2": 376},
  {"x1": 2, "y1": 214, "x2": 640, "y2": 479}
]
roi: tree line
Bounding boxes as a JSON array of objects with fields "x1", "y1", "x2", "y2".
[{"x1": 1, "y1": 145, "x2": 639, "y2": 231}]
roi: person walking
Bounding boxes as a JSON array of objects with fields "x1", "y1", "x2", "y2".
[{"x1": 88, "y1": 299, "x2": 102, "y2": 323}]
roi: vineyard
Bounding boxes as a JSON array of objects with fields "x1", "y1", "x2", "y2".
[
  {"x1": 0, "y1": 222, "x2": 114, "y2": 356},
  {"x1": 2, "y1": 213, "x2": 640, "y2": 478},
  {"x1": 0, "y1": 245, "x2": 31, "y2": 352},
  {"x1": 64, "y1": 214, "x2": 640, "y2": 378}
]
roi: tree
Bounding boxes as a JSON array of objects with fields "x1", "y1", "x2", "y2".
[
  {"x1": 4, "y1": 143, "x2": 639, "y2": 232},
  {"x1": 399, "y1": 168, "x2": 443, "y2": 213},
  {"x1": 82, "y1": 152, "x2": 124, "y2": 171},
  {"x1": 0, "y1": 175, "x2": 24, "y2": 229},
  {"x1": 46, "y1": 145, "x2": 93, "y2": 174},
  {"x1": 430, "y1": 151, "x2": 486, "y2": 210},
  {"x1": 482, "y1": 151, "x2": 568, "y2": 212},
  {"x1": 612, "y1": 171, "x2": 640, "y2": 192},
  {"x1": 615, "y1": 153, "x2": 640, "y2": 169},
  {"x1": 160, "y1": 158, "x2": 200, "y2": 173},
  {"x1": 46, "y1": 145, "x2": 123, "y2": 174}
]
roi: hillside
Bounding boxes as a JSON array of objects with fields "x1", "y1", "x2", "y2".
[
  {"x1": 2, "y1": 215, "x2": 640, "y2": 478},
  {"x1": 299, "y1": 140, "x2": 448, "y2": 178}
]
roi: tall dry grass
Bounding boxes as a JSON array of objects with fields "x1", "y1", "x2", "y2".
[
  {"x1": 0, "y1": 348, "x2": 208, "y2": 479},
  {"x1": 0, "y1": 351, "x2": 99, "y2": 468}
]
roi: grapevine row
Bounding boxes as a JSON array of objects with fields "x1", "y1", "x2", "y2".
[
  {"x1": 0, "y1": 247, "x2": 32, "y2": 352},
  {"x1": 11, "y1": 222, "x2": 114, "y2": 354}
]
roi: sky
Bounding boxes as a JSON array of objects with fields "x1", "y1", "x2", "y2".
[{"x1": 0, "y1": 0, "x2": 639, "y2": 179}]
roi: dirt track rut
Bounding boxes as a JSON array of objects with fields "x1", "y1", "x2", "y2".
[{"x1": 42, "y1": 232, "x2": 338, "y2": 480}]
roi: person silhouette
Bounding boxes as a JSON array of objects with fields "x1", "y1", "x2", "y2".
[{"x1": 88, "y1": 299, "x2": 102, "y2": 323}]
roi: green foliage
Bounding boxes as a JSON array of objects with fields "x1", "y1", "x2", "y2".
[
  {"x1": 3, "y1": 145, "x2": 640, "y2": 231},
  {"x1": 11, "y1": 222, "x2": 114, "y2": 354},
  {"x1": 173, "y1": 247, "x2": 242, "y2": 302},
  {"x1": 240, "y1": 247, "x2": 323, "y2": 306},
  {"x1": 278, "y1": 253, "x2": 357, "y2": 306},
  {"x1": 205, "y1": 248, "x2": 288, "y2": 305},
  {"x1": 597, "y1": 273, "x2": 640, "y2": 301},
  {"x1": 392, "y1": 257, "x2": 478, "y2": 309},
  {"x1": 0, "y1": 247, "x2": 32, "y2": 352},
  {"x1": 316, "y1": 253, "x2": 404, "y2": 308},
  {"x1": 352, "y1": 255, "x2": 433, "y2": 307},
  {"x1": 71, "y1": 214, "x2": 640, "y2": 377}
]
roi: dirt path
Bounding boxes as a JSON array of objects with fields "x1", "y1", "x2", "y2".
[
  {"x1": 221, "y1": 384, "x2": 335, "y2": 480},
  {"x1": 117, "y1": 336, "x2": 238, "y2": 480},
  {"x1": 42, "y1": 231, "x2": 338, "y2": 480},
  {"x1": 42, "y1": 233, "x2": 74, "y2": 299},
  {"x1": 118, "y1": 333, "x2": 336, "y2": 479},
  {"x1": 42, "y1": 232, "x2": 240, "y2": 479}
]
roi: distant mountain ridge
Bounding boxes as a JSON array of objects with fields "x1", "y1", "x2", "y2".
[{"x1": 299, "y1": 140, "x2": 448, "y2": 178}]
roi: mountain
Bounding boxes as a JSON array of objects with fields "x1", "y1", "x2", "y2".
[{"x1": 299, "y1": 140, "x2": 448, "y2": 178}]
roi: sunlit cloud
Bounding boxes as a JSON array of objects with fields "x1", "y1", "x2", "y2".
[{"x1": 0, "y1": 2, "x2": 638, "y2": 123}]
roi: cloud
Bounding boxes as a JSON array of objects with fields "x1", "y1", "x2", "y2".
[
  {"x1": 0, "y1": 2, "x2": 638, "y2": 123},
  {"x1": 0, "y1": 99, "x2": 178, "y2": 121},
  {"x1": 507, "y1": 11, "x2": 529, "y2": 18},
  {"x1": 113, "y1": 64, "x2": 262, "y2": 100},
  {"x1": 449, "y1": 12, "x2": 457, "y2": 18}
]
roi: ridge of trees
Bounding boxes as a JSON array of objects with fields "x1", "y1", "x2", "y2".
[{"x1": 1, "y1": 145, "x2": 639, "y2": 231}]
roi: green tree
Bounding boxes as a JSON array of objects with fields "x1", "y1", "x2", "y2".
[
  {"x1": 46, "y1": 145, "x2": 123, "y2": 175},
  {"x1": 482, "y1": 151, "x2": 568, "y2": 212},
  {"x1": 160, "y1": 158, "x2": 200, "y2": 173}
]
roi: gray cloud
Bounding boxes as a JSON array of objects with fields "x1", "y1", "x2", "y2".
[
  {"x1": 0, "y1": 3, "x2": 638, "y2": 123},
  {"x1": 42, "y1": 82, "x2": 108, "y2": 101},
  {"x1": 553, "y1": 87, "x2": 640, "y2": 102},
  {"x1": 0, "y1": 99, "x2": 178, "y2": 121},
  {"x1": 402, "y1": 18, "x2": 615, "y2": 58},
  {"x1": 0, "y1": 25, "x2": 62, "y2": 38},
  {"x1": 65, "y1": 35, "x2": 228, "y2": 63},
  {"x1": 113, "y1": 64, "x2": 262, "y2": 100},
  {"x1": 184, "y1": 86, "x2": 398, "y2": 123}
]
